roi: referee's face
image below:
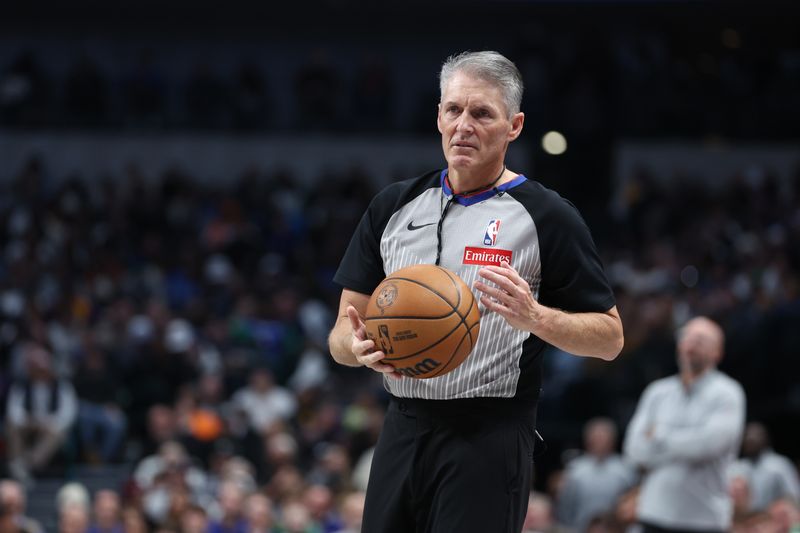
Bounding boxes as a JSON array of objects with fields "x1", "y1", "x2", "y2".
[{"x1": 438, "y1": 71, "x2": 524, "y2": 176}]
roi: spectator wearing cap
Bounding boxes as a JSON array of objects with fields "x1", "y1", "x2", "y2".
[{"x1": 5, "y1": 343, "x2": 77, "y2": 483}]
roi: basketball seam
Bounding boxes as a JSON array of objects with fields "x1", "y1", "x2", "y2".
[
  {"x1": 436, "y1": 266, "x2": 464, "y2": 318},
  {"x1": 438, "y1": 297, "x2": 481, "y2": 378},
  {"x1": 429, "y1": 304, "x2": 480, "y2": 378},
  {"x1": 427, "y1": 323, "x2": 471, "y2": 378},
  {"x1": 364, "y1": 314, "x2": 453, "y2": 321},
  {"x1": 383, "y1": 273, "x2": 460, "y2": 314},
  {"x1": 440, "y1": 267, "x2": 480, "y2": 336}
]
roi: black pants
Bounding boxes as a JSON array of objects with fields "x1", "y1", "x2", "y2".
[{"x1": 362, "y1": 396, "x2": 537, "y2": 533}]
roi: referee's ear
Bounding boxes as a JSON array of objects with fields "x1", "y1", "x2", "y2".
[
  {"x1": 436, "y1": 103, "x2": 443, "y2": 134},
  {"x1": 508, "y1": 112, "x2": 525, "y2": 142}
]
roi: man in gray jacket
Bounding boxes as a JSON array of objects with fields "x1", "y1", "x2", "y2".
[{"x1": 624, "y1": 316, "x2": 746, "y2": 533}]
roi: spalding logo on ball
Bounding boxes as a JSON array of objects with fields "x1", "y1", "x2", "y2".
[{"x1": 364, "y1": 264, "x2": 480, "y2": 379}]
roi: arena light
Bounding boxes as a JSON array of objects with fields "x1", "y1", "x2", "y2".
[{"x1": 542, "y1": 131, "x2": 567, "y2": 155}]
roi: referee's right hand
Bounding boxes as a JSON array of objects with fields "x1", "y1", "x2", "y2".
[{"x1": 347, "y1": 306, "x2": 402, "y2": 379}]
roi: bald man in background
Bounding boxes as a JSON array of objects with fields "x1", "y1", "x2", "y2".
[{"x1": 624, "y1": 316, "x2": 746, "y2": 533}]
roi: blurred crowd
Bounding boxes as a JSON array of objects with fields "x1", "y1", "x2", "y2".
[
  {"x1": 2, "y1": 414, "x2": 798, "y2": 533},
  {"x1": 0, "y1": 48, "x2": 394, "y2": 133},
  {"x1": 1, "y1": 20, "x2": 798, "y2": 138},
  {"x1": 0, "y1": 155, "x2": 383, "y2": 530}
]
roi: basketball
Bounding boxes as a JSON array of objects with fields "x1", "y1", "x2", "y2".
[{"x1": 364, "y1": 264, "x2": 480, "y2": 379}]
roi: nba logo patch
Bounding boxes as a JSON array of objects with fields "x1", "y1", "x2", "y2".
[{"x1": 483, "y1": 219, "x2": 501, "y2": 246}]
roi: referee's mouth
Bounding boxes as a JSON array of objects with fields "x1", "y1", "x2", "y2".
[{"x1": 452, "y1": 141, "x2": 477, "y2": 150}]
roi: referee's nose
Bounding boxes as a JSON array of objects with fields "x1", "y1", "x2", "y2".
[{"x1": 454, "y1": 111, "x2": 476, "y2": 136}]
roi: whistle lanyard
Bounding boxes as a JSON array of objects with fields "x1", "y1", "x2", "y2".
[{"x1": 435, "y1": 165, "x2": 505, "y2": 266}]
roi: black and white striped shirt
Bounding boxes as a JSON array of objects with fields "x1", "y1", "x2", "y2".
[{"x1": 335, "y1": 169, "x2": 615, "y2": 402}]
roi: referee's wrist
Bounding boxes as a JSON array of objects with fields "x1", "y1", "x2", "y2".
[{"x1": 527, "y1": 302, "x2": 552, "y2": 334}]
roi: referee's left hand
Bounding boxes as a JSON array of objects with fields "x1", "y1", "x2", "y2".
[{"x1": 474, "y1": 260, "x2": 541, "y2": 332}]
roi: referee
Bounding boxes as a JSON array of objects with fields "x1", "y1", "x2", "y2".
[{"x1": 328, "y1": 51, "x2": 624, "y2": 533}]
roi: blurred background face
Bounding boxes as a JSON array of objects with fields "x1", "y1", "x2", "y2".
[
  {"x1": 147, "y1": 405, "x2": 177, "y2": 443},
  {"x1": 0, "y1": 481, "x2": 24, "y2": 516},
  {"x1": 281, "y1": 501, "x2": 313, "y2": 533},
  {"x1": 584, "y1": 419, "x2": 616, "y2": 458},
  {"x1": 93, "y1": 490, "x2": 120, "y2": 528},
  {"x1": 59, "y1": 505, "x2": 89, "y2": 533},
  {"x1": 180, "y1": 507, "x2": 208, "y2": 533},
  {"x1": 303, "y1": 484, "x2": 332, "y2": 520},
  {"x1": 25, "y1": 343, "x2": 53, "y2": 380},
  {"x1": 121, "y1": 507, "x2": 147, "y2": 533},
  {"x1": 218, "y1": 482, "x2": 245, "y2": 518},
  {"x1": 340, "y1": 492, "x2": 365, "y2": 529},
  {"x1": 677, "y1": 318, "x2": 723, "y2": 377},
  {"x1": 250, "y1": 368, "x2": 273, "y2": 393},
  {"x1": 244, "y1": 494, "x2": 274, "y2": 528},
  {"x1": 741, "y1": 422, "x2": 768, "y2": 457}
]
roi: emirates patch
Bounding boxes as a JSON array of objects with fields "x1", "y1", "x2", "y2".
[{"x1": 462, "y1": 247, "x2": 513, "y2": 266}]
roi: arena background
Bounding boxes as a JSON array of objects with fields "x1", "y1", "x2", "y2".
[{"x1": 1, "y1": 0, "x2": 799, "y2": 530}]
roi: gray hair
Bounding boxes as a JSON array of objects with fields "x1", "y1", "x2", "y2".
[{"x1": 439, "y1": 51, "x2": 524, "y2": 117}]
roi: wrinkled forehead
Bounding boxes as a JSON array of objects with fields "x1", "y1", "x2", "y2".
[{"x1": 441, "y1": 71, "x2": 506, "y2": 106}]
